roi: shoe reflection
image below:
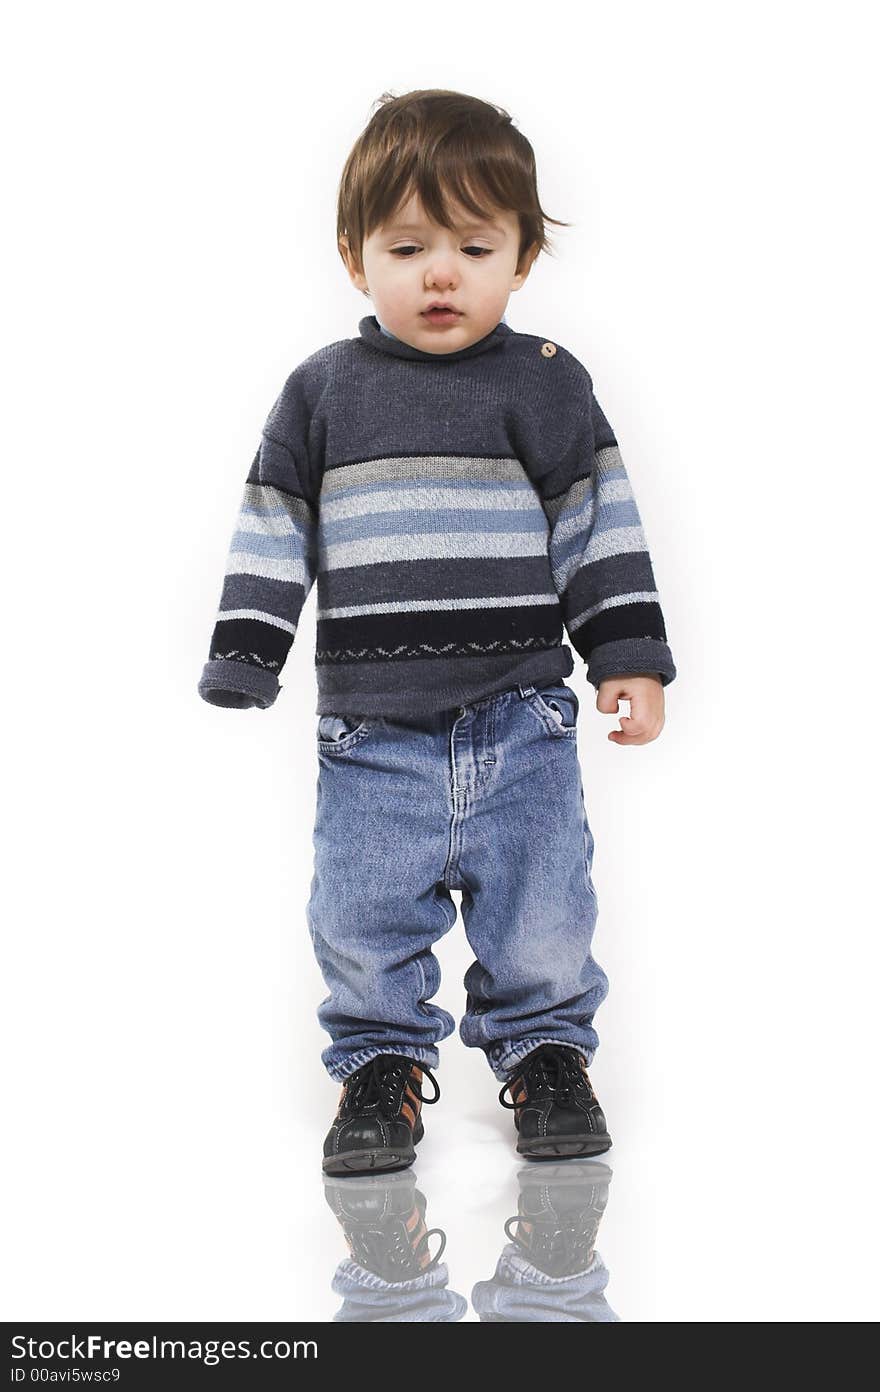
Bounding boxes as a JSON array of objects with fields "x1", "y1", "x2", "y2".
[
  {"x1": 323, "y1": 1169, "x2": 467, "y2": 1321},
  {"x1": 322, "y1": 1159, "x2": 617, "y2": 1322},
  {"x1": 472, "y1": 1161, "x2": 619, "y2": 1322}
]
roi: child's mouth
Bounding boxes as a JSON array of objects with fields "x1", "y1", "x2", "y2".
[{"x1": 421, "y1": 308, "x2": 461, "y2": 325}]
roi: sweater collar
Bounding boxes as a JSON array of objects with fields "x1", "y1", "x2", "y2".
[{"x1": 358, "y1": 314, "x2": 512, "y2": 363}]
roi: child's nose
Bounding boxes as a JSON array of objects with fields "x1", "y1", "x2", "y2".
[{"x1": 425, "y1": 257, "x2": 456, "y2": 283}]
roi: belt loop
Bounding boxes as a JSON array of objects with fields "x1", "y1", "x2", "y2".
[{"x1": 517, "y1": 683, "x2": 536, "y2": 699}]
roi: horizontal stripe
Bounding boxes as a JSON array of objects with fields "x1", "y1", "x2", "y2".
[
  {"x1": 540, "y1": 473, "x2": 592, "y2": 528},
  {"x1": 227, "y1": 526, "x2": 314, "y2": 562},
  {"x1": 567, "y1": 589, "x2": 660, "y2": 636},
  {"x1": 313, "y1": 645, "x2": 573, "y2": 704},
  {"x1": 212, "y1": 608, "x2": 297, "y2": 635},
  {"x1": 564, "y1": 550, "x2": 659, "y2": 615},
  {"x1": 320, "y1": 554, "x2": 555, "y2": 608},
  {"x1": 235, "y1": 511, "x2": 302, "y2": 537},
  {"x1": 322, "y1": 454, "x2": 526, "y2": 494},
  {"x1": 208, "y1": 614, "x2": 294, "y2": 670},
  {"x1": 240, "y1": 479, "x2": 315, "y2": 520},
  {"x1": 321, "y1": 478, "x2": 537, "y2": 520},
  {"x1": 319, "y1": 593, "x2": 559, "y2": 620},
  {"x1": 216, "y1": 573, "x2": 306, "y2": 629},
  {"x1": 320, "y1": 509, "x2": 550, "y2": 548},
  {"x1": 551, "y1": 524, "x2": 650, "y2": 594},
  {"x1": 321, "y1": 530, "x2": 551, "y2": 569},
  {"x1": 320, "y1": 481, "x2": 537, "y2": 523},
  {"x1": 224, "y1": 550, "x2": 313, "y2": 584},
  {"x1": 550, "y1": 490, "x2": 643, "y2": 545},
  {"x1": 566, "y1": 600, "x2": 669, "y2": 662},
  {"x1": 316, "y1": 602, "x2": 564, "y2": 662}
]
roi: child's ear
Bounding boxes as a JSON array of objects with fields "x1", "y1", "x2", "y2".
[
  {"x1": 338, "y1": 236, "x2": 369, "y2": 295},
  {"x1": 512, "y1": 243, "x2": 540, "y2": 289}
]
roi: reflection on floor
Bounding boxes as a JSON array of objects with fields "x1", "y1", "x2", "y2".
[{"x1": 323, "y1": 1159, "x2": 618, "y2": 1321}]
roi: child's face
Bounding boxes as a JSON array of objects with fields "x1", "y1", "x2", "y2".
[{"x1": 341, "y1": 191, "x2": 535, "y2": 353}]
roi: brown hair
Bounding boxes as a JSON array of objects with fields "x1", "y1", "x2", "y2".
[{"x1": 337, "y1": 89, "x2": 571, "y2": 278}]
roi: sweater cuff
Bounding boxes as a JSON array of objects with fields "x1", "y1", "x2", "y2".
[
  {"x1": 584, "y1": 638, "x2": 677, "y2": 690},
  {"x1": 197, "y1": 658, "x2": 280, "y2": 709}
]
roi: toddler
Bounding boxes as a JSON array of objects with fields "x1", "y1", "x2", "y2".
[{"x1": 197, "y1": 90, "x2": 676, "y2": 1174}]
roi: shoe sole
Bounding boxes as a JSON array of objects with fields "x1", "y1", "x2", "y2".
[
  {"x1": 321, "y1": 1119, "x2": 423, "y2": 1176},
  {"x1": 517, "y1": 1134, "x2": 613, "y2": 1160},
  {"x1": 322, "y1": 1146, "x2": 415, "y2": 1176}
]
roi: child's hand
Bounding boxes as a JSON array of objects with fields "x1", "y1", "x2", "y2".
[{"x1": 596, "y1": 674, "x2": 665, "y2": 745}]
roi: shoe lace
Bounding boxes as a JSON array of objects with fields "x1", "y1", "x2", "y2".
[
  {"x1": 345, "y1": 1054, "x2": 440, "y2": 1118},
  {"x1": 345, "y1": 1215, "x2": 448, "y2": 1277},
  {"x1": 387, "y1": 1222, "x2": 448, "y2": 1275},
  {"x1": 502, "y1": 1210, "x2": 595, "y2": 1277},
  {"x1": 497, "y1": 1044, "x2": 591, "y2": 1111}
]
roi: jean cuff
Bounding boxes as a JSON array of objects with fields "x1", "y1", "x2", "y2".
[
  {"x1": 325, "y1": 1044, "x2": 441, "y2": 1084},
  {"x1": 487, "y1": 1037, "x2": 595, "y2": 1082}
]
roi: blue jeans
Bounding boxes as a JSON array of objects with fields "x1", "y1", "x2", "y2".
[{"x1": 306, "y1": 681, "x2": 608, "y2": 1083}]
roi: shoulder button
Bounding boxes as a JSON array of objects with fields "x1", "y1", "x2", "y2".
[{"x1": 540, "y1": 341, "x2": 557, "y2": 357}]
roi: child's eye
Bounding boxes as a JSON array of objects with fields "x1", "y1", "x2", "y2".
[
  {"x1": 463, "y1": 246, "x2": 492, "y2": 257},
  {"x1": 391, "y1": 245, "x2": 420, "y2": 257}
]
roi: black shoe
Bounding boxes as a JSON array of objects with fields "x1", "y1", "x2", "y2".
[
  {"x1": 322, "y1": 1054, "x2": 440, "y2": 1176},
  {"x1": 498, "y1": 1044, "x2": 612, "y2": 1160}
]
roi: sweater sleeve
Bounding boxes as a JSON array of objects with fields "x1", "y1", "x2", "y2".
[
  {"x1": 538, "y1": 362, "x2": 676, "y2": 690},
  {"x1": 197, "y1": 368, "x2": 319, "y2": 710}
]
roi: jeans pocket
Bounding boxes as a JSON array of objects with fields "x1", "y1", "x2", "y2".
[
  {"x1": 316, "y1": 712, "x2": 377, "y2": 755},
  {"x1": 526, "y1": 683, "x2": 579, "y2": 737}
]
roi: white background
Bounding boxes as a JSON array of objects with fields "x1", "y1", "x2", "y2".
[{"x1": 3, "y1": 1, "x2": 878, "y2": 1323}]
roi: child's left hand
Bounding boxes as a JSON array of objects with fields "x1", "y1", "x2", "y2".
[{"x1": 596, "y1": 674, "x2": 665, "y2": 745}]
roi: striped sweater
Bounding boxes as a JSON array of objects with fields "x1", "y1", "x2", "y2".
[{"x1": 197, "y1": 314, "x2": 676, "y2": 717}]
